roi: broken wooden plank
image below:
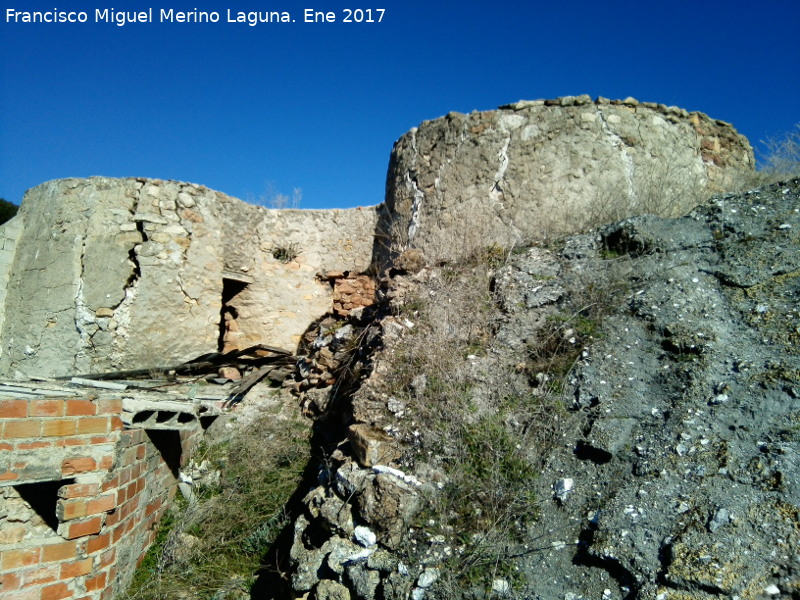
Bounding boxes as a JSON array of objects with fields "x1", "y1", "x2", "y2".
[
  {"x1": 69, "y1": 377, "x2": 128, "y2": 391},
  {"x1": 56, "y1": 344, "x2": 296, "y2": 382},
  {"x1": 223, "y1": 365, "x2": 274, "y2": 408}
]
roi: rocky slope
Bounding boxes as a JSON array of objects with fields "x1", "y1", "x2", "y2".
[{"x1": 287, "y1": 177, "x2": 799, "y2": 600}]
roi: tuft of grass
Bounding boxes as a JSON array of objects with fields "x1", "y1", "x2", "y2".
[
  {"x1": 271, "y1": 242, "x2": 301, "y2": 263},
  {"x1": 380, "y1": 252, "x2": 555, "y2": 595}
]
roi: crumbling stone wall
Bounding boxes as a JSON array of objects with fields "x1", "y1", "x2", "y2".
[
  {"x1": 0, "y1": 217, "x2": 22, "y2": 356},
  {"x1": 0, "y1": 390, "x2": 205, "y2": 600},
  {"x1": 0, "y1": 96, "x2": 767, "y2": 600},
  {"x1": 0, "y1": 178, "x2": 377, "y2": 379},
  {"x1": 377, "y1": 95, "x2": 755, "y2": 267},
  {"x1": 320, "y1": 271, "x2": 378, "y2": 317},
  {"x1": 0, "y1": 98, "x2": 756, "y2": 379}
]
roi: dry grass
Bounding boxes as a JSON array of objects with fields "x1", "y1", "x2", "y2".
[
  {"x1": 756, "y1": 124, "x2": 800, "y2": 183},
  {"x1": 118, "y1": 402, "x2": 311, "y2": 600},
  {"x1": 379, "y1": 250, "x2": 572, "y2": 596},
  {"x1": 374, "y1": 230, "x2": 644, "y2": 597}
]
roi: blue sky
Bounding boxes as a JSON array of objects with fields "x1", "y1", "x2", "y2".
[{"x1": 1, "y1": 1, "x2": 798, "y2": 209}]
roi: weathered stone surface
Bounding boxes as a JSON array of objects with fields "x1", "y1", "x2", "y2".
[
  {"x1": 357, "y1": 472, "x2": 421, "y2": 549},
  {"x1": 290, "y1": 514, "x2": 330, "y2": 591},
  {"x1": 0, "y1": 216, "x2": 23, "y2": 347},
  {"x1": 347, "y1": 424, "x2": 400, "y2": 467},
  {"x1": 0, "y1": 177, "x2": 377, "y2": 378},
  {"x1": 377, "y1": 96, "x2": 754, "y2": 267},
  {"x1": 308, "y1": 486, "x2": 356, "y2": 536},
  {"x1": 0, "y1": 98, "x2": 755, "y2": 380},
  {"x1": 291, "y1": 178, "x2": 800, "y2": 599},
  {"x1": 345, "y1": 562, "x2": 381, "y2": 600},
  {"x1": 472, "y1": 179, "x2": 798, "y2": 599},
  {"x1": 316, "y1": 579, "x2": 352, "y2": 600},
  {"x1": 0, "y1": 98, "x2": 779, "y2": 600}
]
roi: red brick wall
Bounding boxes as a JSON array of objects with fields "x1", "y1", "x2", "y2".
[{"x1": 0, "y1": 395, "x2": 201, "y2": 600}]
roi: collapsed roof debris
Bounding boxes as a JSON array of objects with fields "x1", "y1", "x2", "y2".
[{"x1": 52, "y1": 344, "x2": 297, "y2": 408}]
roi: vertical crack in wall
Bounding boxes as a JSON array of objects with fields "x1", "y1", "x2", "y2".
[
  {"x1": 490, "y1": 113, "x2": 528, "y2": 242},
  {"x1": 403, "y1": 126, "x2": 424, "y2": 249},
  {"x1": 107, "y1": 197, "x2": 147, "y2": 368},
  {"x1": 124, "y1": 219, "x2": 145, "y2": 293},
  {"x1": 490, "y1": 134, "x2": 511, "y2": 202},
  {"x1": 73, "y1": 231, "x2": 94, "y2": 373},
  {"x1": 405, "y1": 173, "x2": 424, "y2": 247},
  {"x1": 176, "y1": 275, "x2": 199, "y2": 308},
  {"x1": 595, "y1": 105, "x2": 637, "y2": 208},
  {"x1": 489, "y1": 117, "x2": 513, "y2": 205}
]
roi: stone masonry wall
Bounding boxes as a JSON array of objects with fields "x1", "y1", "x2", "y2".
[
  {"x1": 0, "y1": 98, "x2": 756, "y2": 379},
  {"x1": 0, "y1": 216, "x2": 23, "y2": 357},
  {"x1": 0, "y1": 178, "x2": 377, "y2": 379},
  {"x1": 0, "y1": 391, "x2": 202, "y2": 600},
  {"x1": 377, "y1": 95, "x2": 755, "y2": 267}
]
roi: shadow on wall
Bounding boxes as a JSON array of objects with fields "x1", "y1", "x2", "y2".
[
  {"x1": 13, "y1": 479, "x2": 72, "y2": 531},
  {"x1": 146, "y1": 430, "x2": 183, "y2": 478}
]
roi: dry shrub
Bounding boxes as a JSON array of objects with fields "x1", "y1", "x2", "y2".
[
  {"x1": 718, "y1": 124, "x2": 800, "y2": 191},
  {"x1": 382, "y1": 253, "x2": 562, "y2": 596},
  {"x1": 379, "y1": 235, "x2": 641, "y2": 597},
  {"x1": 757, "y1": 124, "x2": 800, "y2": 182},
  {"x1": 575, "y1": 153, "x2": 709, "y2": 233}
]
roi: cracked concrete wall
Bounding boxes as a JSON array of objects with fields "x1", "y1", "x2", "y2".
[
  {"x1": 377, "y1": 95, "x2": 755, "y2": 267},
  {"x1": 0, "y1": 178, "x2": 377, "y2": 379},
  {"x1": 0, "y1": 216, "x2": 23, "y2": 356}
]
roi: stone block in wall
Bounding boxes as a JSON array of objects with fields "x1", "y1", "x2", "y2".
[
  {"x1": 326, "y1": 272, "x2": 377, "y2": 317},
  {"x1": 347, "y1": 424, "x2": 401, "y2": 467}
]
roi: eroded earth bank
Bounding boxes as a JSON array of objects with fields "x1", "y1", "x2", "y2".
[{"x1": 287, "y1": 177, "x2": 799, "y2": 600}]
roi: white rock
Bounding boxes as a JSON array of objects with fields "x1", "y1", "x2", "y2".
[
  {"x1": 417, "y1": 568, "x2": 439, "y2": 588},
  {"x1": 554, "y1": 478, "x2": 574, "y2": 502},
  {"x1": 372, "y1": 464, "x2": 422, "y2": 486},
  {"x1": 411, "y1": 589, "x2": 426, "y2": 600},
  {"x1": 353, "y1": 525, "x2": 377, "y2": 547},
  {"x1": 344, "y1": 547, "x2": 374, "y2": 563},
  {"x1": 708, "y1": 507, "x2": 730, "y2": 532},
  {"x1": 492, "y1": 578, "x2": 511, "y2": 595}
]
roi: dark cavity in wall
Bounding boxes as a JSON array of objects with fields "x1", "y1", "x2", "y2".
[
  {"x1": 218, "y1": 277, "x2": 249, "y2": 352},
  {"x1": 14, "y1": 479, "x2": 75, "y2": 532},
  {"x1": 146, "y1": 430, "x2": 183, "y2": 478}
]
